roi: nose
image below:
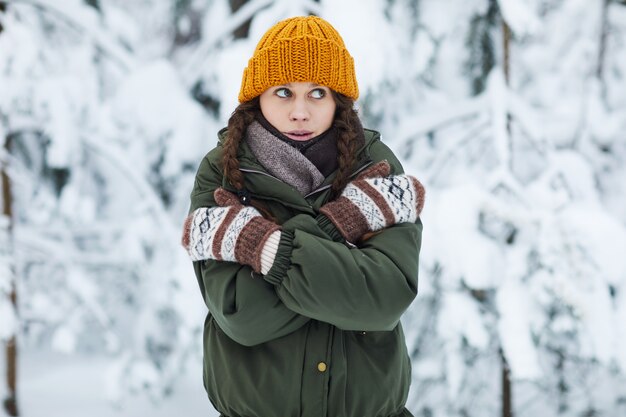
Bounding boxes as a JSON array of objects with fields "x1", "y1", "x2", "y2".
[{"x1": 289, "y1": 97, "x2": 310, "y2": 122}]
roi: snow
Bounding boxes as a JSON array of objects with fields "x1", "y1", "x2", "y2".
[
  {"x1": 617, "y1": 293, "x2": 626, "y2": 371},
  {"x1": 488, "y1": 69, "x2": 510, "y2": 168},
  {"x1": 39, "y1": 80, "x2": 78, "y2": 167},
  {"x1": 423, "y1": 184, "x2": 503, "y2": 289},
  {"x1": 496, "y1": 279, "x2": 542, "y2": 380},
  {"x1": 216, "y1": 41, "x2": 255, "y2": 121},
  {"x1": 436, "y1": 291, "x2": 490, "y2": 398},
  {"x1": 2, "y1": 0, "x2": 626, "y2": 416},
  {"x1": 561, "y1": 205, "x2": 626, "y2": 286},
  {"x1": 100, "y1": 2, "x2": 142, "y2": 52},
  {"x1": 105, "y1": 59, "x2": 210, "y2": 177},
  {"x1": 14, "y1": 0, "x2": 137, "y2": 70},
  {"x1": 181, "y1": 0, "x2": 274, "y2": 89},
  {"x1": 0, "y1": 12, "x2": 38, "y2": 77},
  {"x1": 58, "y1": 182, "x2": 98, "y2": 223},
  {"x1": 0, "y1": 348, "x2": 217, "y2": 417},
  {"x1": 50, "y1": 325, "x2": 77, "y2": 354},
  {"x1": 323, "y1": 0, "x2": 394, "y2": 92},
  {"x1": 497, "y1": 0, "x2": 541, "y2": 36}
]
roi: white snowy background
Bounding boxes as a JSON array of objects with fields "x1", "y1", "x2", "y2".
[{"x1": 1, "y1": 0, "x2": 626, "y2": 416}]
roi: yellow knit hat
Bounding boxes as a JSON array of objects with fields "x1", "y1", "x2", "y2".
[{"x1": 238, "y1": 15, "x2": 359, "y2": 103}]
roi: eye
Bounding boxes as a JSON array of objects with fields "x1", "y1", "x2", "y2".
[
  {"x1": 275, "y1": 87, "x2": 291, "y2": 98},
  {"x1": 309, "y1": 88, "x2": 327, "y2": 99}
]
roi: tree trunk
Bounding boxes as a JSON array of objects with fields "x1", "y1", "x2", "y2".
[
  {"x1": 2, "y1": 130, "x2": 19, "y2": 417},
  {"x1": 501, "y1": 350, "x2": 513, "y2": 417},
  {"x1": 500, "y1": 11, "x2": 513, "y2": 417},
  {"x1": 229, "y1": 0, "x2": 251, "y2": 39},
  {"x1": 0, "y1": 3, "x2": 5, "y2": 32},
  {"x1": 597, "y1": 0, "x2": 610, "y2": 102},
  {"x1": 502, "y1": 14, "x2": 512, "y2": 135},
  {"x1": 502, "y1": 17, "x2": 511, "y2": 86},
  {"x1": 465, "y1": 0, "x2": 498, "y2": 95},
  {"x1": 3, "y1": 335, "x2": 17, "y2": 417}
]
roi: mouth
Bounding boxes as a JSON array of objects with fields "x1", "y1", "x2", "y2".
[{"x1": 284, "y1": 130, "x2": 314, "y2": 141}]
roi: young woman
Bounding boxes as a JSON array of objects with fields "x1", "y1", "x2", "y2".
[{"x1": 182, "y1": 15, "x2": 425, "y2": 417}]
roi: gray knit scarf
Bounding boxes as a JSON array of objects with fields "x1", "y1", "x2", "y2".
[{"x1": 245, "y1": 121, "x2": 327, "y2": 195}]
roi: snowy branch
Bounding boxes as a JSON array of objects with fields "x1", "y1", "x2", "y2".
[
  {"x1": 496, "y1": 0, "x2": 540, "y2": 36},
  {"x1": 395, "y1": 94, "x2": 488, "y2": 143},
  {"x1": 81, "y1": 136, "x2": 180, "y2": 247},
  {"x1": 487, "y1": 69, "x2": 510, "y2": 171},
  {"x1": 14, "y1": 227, "x2": 138, "y2": 268},
  {"x1": 427, "y1": 114, "x2": 490, "y2": 185},
  {"x1": 4, "y1": 0, "x2": 137, "y2": 71},
  {"x1": 506, "y1": 89, "x2": 543, "y2": 144},
  {"x1": 3, "y1": 1, "x2": 626, "y2": 413},
  {"x1": 180, "y1": 0, "x2": 274, "y2": 88}
]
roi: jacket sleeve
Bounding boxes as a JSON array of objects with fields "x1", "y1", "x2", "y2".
[
  {"x1": 189, "y1": 151, "x2": 310, "y2": 346},
  {"x1": 263, "y1": 214, "x2": 421, "y2": 332},
  {"x1": 194, "y1": 260, "x2": 310, "y2": 346},
  {"x1": 263, "y1": 136, "x2": 422, "y2": 331}
]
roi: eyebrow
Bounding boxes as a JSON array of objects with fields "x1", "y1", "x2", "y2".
[{"x1": 282, "y1": 83, "x2": 322, "y2": 88}]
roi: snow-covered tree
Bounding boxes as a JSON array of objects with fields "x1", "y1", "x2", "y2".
[
  {"x1": 1, "y1": 1, "x2": 625, "y2": 416},
  {"x1": 391, "y1": 1, "x2": 626, "y2": 416},
  {"x1": 0, "y1": 0, "x2": 212, "y2": 407}
]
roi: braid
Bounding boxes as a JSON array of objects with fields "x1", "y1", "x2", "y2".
[
  {"x1": 331, "y1": 92, "x2": 360, "y2": 196},
  {"x1": 221, "y1": 97, "x2": 277, "y2": 221},
  {"x1": 222, "y1": 97, "x2": 259, "y2": 190}
]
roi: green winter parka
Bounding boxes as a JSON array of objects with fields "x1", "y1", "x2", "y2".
[{"x1": 189, "y1": 127, "x2": 422, "y2": 417}]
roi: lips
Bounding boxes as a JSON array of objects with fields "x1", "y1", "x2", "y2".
[{"x1": 284, "y1": 130, "x2": 314, "y2": 141}]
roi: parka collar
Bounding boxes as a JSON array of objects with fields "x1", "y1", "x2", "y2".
[{"x1": 215, "y1": 126, "x2": 380, "y2": 212}]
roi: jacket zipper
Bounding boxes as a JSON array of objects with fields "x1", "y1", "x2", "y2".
[
  {"x1": 240, "y1": 167, "x2": 278, "y2": 180},
  {"x1": 303, "y1": 160, "x2": 374, "y2": 198},
  {"x1": 238, "y1": 167, "x2": 314, "y2": 210},
  {"x1": 239, "y1": 167, "x2": 327, "y2": 203},
  {"x1": 348, "y1": 160, "x2": 374, "y2": 179}
]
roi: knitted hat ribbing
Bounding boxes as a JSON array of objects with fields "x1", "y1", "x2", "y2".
[{"x1": 238, "y1": 16, "x2": 359, "y2": 103}]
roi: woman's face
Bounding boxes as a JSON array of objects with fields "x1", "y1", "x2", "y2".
[{"x1": 259, "y1": 82, "x2": 336, "y2": 141}]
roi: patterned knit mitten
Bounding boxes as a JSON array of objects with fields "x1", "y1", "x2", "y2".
[
  {"x1": 319, "y1": 160, "x2": 425, "y2": 243},
  {"x1": 181, "y1": 188, "x2": 281, "y2": 274}
]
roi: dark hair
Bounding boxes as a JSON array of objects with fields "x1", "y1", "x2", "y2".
[
  {"x1": 329, "y1": 91, "x2": 360, "y2": 196},
  {"x1": 221, "y1": 91, "x2": 362, "y2": 217}
]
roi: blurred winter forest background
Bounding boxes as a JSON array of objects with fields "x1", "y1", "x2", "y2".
[{"x1": 1, "y1": 0, "x2": 626, "y2": 416}]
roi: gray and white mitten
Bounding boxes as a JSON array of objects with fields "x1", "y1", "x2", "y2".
[
  {"x1": 319, "y1": 160, "x2": 425, "y2": 243},
  {"x1": 181, "y1": 188, "x2": 281, "y2": 274}
]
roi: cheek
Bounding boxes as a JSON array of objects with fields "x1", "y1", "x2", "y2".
[
  {"x1": 320, "y1": 103, "x2": 336, "y2": 129},
  {"x1": 260, "y1": 100, "x2": 283, "y2": 126}
]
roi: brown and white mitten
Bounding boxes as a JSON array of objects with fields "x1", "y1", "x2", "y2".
[
  {"x1": 319, "y1": 160, "x2": 425, "y2": 243},
  {"x1": 181, "y1": 188, "x2": 281, "y2": 274}
]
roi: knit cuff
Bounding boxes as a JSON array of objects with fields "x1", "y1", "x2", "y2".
[
  {"x1": 319, "y1": 198, "x2": 370, "y2": 243},
  {"x1": 263, "y1": 230, "x2": 295, "y2": 286},
  {"x1": 236, "y1": 217, "x2": 281, "y2": 273},
  {"x1": 181, "y1": 213, "x2": 193, "y2": 251},
  {"x1": 412, "y1": 176, "x2": 426, "y2": 215},
  {"x1": 260, "y1": 231, "x2": 281, "y2": 275}
]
